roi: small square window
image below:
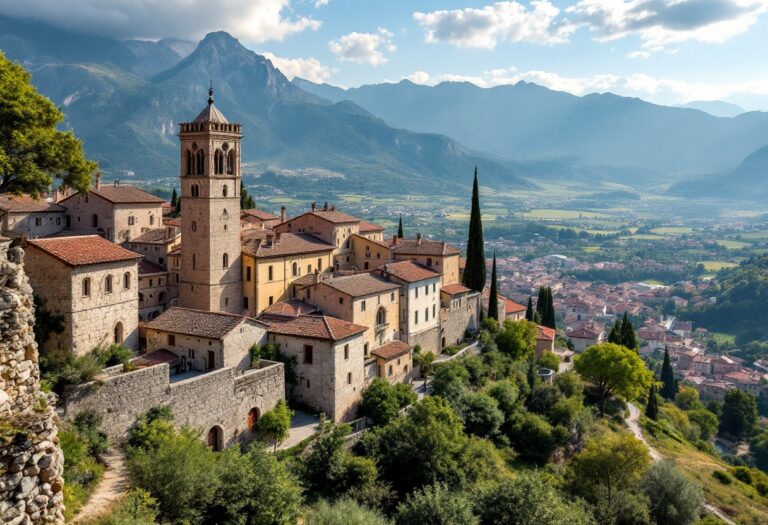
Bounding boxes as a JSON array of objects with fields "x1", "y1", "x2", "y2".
[
  {"x1": 347, "y1": 372, "x2": 352, "y2": 385},
  {"x1": 344, "y1": 344, "x2": 349, "y2": 360},
  {"x1": 168, "y1": 334, "x2": 176, "y2": 346}
]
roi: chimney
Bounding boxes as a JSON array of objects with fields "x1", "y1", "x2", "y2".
[
  {"x1": 280, "y1": 206, "x2": 286, "y2": 223},
  {"x1": 311, "y1": 202, "x2": 317, "y2": 212},
  {"x1": 94, "y1": 172, "x2": 101, "y2": 190},
  {"x1": 392, "y1": 234, "x2": 398, "y2": 246},
  {"x1": 416, "y1": 233, "x2": 422, "y2": 245}
]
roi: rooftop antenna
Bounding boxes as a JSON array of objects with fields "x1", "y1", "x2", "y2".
[{"x1": 208, "y1": 80, "x2": 214, "y2": 105}]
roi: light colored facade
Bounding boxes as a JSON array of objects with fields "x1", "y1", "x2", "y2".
[
  {"x1": 391, "y1": 236, "x2": 461, "y2": 285},
  {"x1": 241, "y1": 208, "x2": 280, "y2": 230},
  {"x1": 535, "y1": 325, "x2": 556, "y2": 360},
  {"x1": 0, "y1": 194, "x2": 66, "y2": 239},
  {"x1": 178, "y1": 90, "x2": 243, "y2": 314},
  {"x1": 358, "y1": 221, "x2": 385, "y2": 242},
  {"x1": 351, "y1": 234, "x2": 391, "y2": 271},
  {"x1": 24, "y1": 235, "x2": 141, "y2": 355},
  {"x1": 371, "y1": 340, "x2": 412, "y2": 384}
]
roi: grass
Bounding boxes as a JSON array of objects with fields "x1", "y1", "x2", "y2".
[
  {"x1": 710, "y1": 332, "x2": 737, "y2": 346},
  {"x1": 701, "y1": 261, "x2": 739, "y2": 271},
  {"x1": 622, "y1": 234, "x2": 666, "y2": 241},
  {"x1": 521, "y1": 209, "x2": 613, "y2": 220},
  {"x1": 651, "y1": 226, "x2": 695, "y2": 235},
  {"x1": 716, "y1": 239, "x2": 751, "y2": 250}
]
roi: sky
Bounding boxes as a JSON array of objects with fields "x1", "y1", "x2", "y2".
[{"x1": 2, "y1": 0, "x2": 768, "y2": 110}]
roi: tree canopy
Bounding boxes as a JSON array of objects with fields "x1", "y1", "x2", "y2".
[{"x1": 462, "y1": 167, "x2": 486, "y2": 293}]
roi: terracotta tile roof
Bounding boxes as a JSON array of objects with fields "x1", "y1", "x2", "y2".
[
  {"x1": 139, "y1": 259, "x2": 167, "y2": 275},
  {"x1": 505, "y1": 299, "x2": 527, "y2": 314},
  {"x1": 379, "y1": 260, "x2": 440, "y2": 283},
  {"x1": 0, "y1": 194, "x2": 66, "y2": 213},
  {"x1": 132, "y1": 349, "x2": 180, "y2": 368},
  {"x1": 242, "y1": 208, "x2": 279, "y2": 221},
  {"x1": 392, "y1": 238, "x2": 460, "y2": 256},
  {"x1": 372, "y1": 340, "x2": 411, "y2": 360},
  {"x1": 359, "y1": 220, "x2": 384, "y2": 232},
  {"x1": 310, "y1": 210, "x2": 360, "y2": 224},
  {"x1": 441, "y1": 283, "x2": 472, "y2": 295},
  {"x1": 259, "y1": 300, "x2": 319, "y2": 319},
  {"x1": 129, "y1": 228, "x2": 177, "y2": 245},
  {"x1": 351, "y1": 233, "x2": 390, "y2": 249},
  {"x1": 266, "y1": 314, "x2": 366, "y2": 342},
  {"x1": 536, "y1": 325, "x2": 556, "y2": 341},
  {"x1": 26, "y1": 235, "x2": 142, "y2": 267},
  {"x1": 323, "y1": 273, "x2": 400, "y2": 298},
  {"x1": 242, "y1": 232, "x2": 335, "y2": 258},
  {"x1": 568, "y1": 325, "x2": 603, "y2": 339},
  {"x1": 144, "y1": 307, "x2": 253, "y2": 339},
  {"x1": 60, "y1": 184, "x2": 165, "y2": 205},
  {"x1": 164, "y1": 217, "x2": 182, "y2": 227}
]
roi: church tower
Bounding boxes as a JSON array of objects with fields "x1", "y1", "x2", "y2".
[{"x1": 178, "y1": 85, "x2": 243, "y2": 313}]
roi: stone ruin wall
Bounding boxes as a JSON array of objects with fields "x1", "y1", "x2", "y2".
[{"x1": 0, "y1": 240, "x2": 65, "y2": 525}]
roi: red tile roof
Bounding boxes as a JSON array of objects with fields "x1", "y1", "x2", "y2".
[
  {"x1": 392, "y1": 238, "x2": 460, "y2": 256},
  {"x1": 266, "y1": 314, "x2": 367, "y2": 341},
  {"x1": 372, "y1": 340, "x2": 411, "y2": 360},
  {"x1": 505, "y1": 299, "x2": 527, "y2": 314},
  {"x1": 259, "y1": 300, "x2": 319, "y2": 319},
  {"x1": 310, "y1": 210, "x2": 360, "y2": 224},
  {"x1": 242, "y1": 209, "x2": 279, "y2": 221},
  {"x1": 536, "y1": 325, "x2": 556, "y2": 341},
  {"x1": 144, "y1": 307, "x2": 255, "y2": 339},
  {"x1": 441, "y1": 283, "x2": 472, "y2": 296},
  {"x1": 139, "y1": 259, "x2": 167, "y2": 275},
  {"x1": 129, "y1": 228, "x2": 177, "y2": 245},
  {"x1": 323, "y1": 273, "x2": 400, "y2": 298},
  {"x1": 164, "y1": 217, "x2": 182, "y2": 227},
  {"x1": 379, "y1": 260, "x2": 440, "y2": 283},
  {"x1": 359, "y1": 220, "x2": 385, "y2": 232},
  {"x1": 242, "y1": 232, "x2": 335, "y2": 258},
  {"x1": 0, "y1": 194, "x2": 66, "y2": 213},
  {"x1": 60, "y1": 184, "x2": 165, "y2": 205},
  {"x1": 132, "y1": 349, "x2": 180, "y2": 368},
  {"x1": 26, "y1": 235, "x2": 142, "y2": 267}
]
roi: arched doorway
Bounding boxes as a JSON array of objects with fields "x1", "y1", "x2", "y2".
[
  {"x1": 247, "y1": 408, "x2": 261, "y2": 433},
  {"x1": 207, "y1": 426, "x2": 223, "y2": 451},
  {"x1": 113, "y1": 322, "x2": 124, "y2": 345}
]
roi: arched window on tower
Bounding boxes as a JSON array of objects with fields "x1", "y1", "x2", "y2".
[
  {"x1": 196, "y1": 149, "x2": 205, "y2": 175},
  {"x1": 221, "y1": 209, "x2": 229, "y2": 221},
  {"x1": 214, "y1": 149, "x2": 224, "y2": 175},
  {"x1": 223, "y1": 253, "x2": 229, "y2": 269},
  {"x1": 222, "y1": 184, "x2": 228, "y2": 197},
  {"x1": 227, "y1": 149, "x2": 235, "y2": 175},
  {"x1": 185, "y1": 149, "x2": 193, "y2": 176},
  {"x1": 191, "y1": 184, "x2": 199, "y2": 198}
]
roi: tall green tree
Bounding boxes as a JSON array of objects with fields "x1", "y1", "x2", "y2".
[
  {"x1": 462, "y1": 167, "x2": 486, "y2": 293},
  {"x1": 536, "y1": 287, "x2": 547, "y2": 320},
  {"x1": 719, "y1": 389, "x2": 758, "y2": 440},
  {"x1": 398, "y1": 215, "x2": 404, "y2": 238},
  {"x1": 525, "y1": 297, "x2": 533, "y2": 321},
  {"x1": 607, "y1": 319, "x2": 622, "y2": 345},
  {"x1": 543, "y1": 287, "x2": 556, "y2": 330},
  {"x1": 620, "y1": 312, "x2": 638, "y2": 350},
  {"x1": 487, "y1": 253, "x2": 499, "y2": 320},
  {"x1": 646, "y1": 383, "x2": 659, "y2": 420},
  {"x1": 660, "y1": 347, "x2": 677, "y2": 400},
  {"x1": 170, "y1": 188, "x2": 178, "y2": 208},
  {"x1": 0, "y1": 51, "x2": 96, "y2": 195}
]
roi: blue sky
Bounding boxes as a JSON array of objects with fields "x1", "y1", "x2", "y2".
[{"x1": 3, "y1": 0, "x2": 768, "y2": 109}]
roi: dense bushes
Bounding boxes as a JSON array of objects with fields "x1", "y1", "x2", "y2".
[
  {"x1": 359, "y1": 378, "x2": 416, "y2": 426},
  {"x1": 60, "y1": 411, "x2": 108, "y2": 520}
]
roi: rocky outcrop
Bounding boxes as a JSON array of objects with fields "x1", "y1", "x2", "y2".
[{"x1": 1, "y1": 238, "x2": 65, "y2": 524}]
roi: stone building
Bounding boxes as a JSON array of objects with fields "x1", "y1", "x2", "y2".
[
  {"x1": 24, "y1": 235, "x2": 141, "y2": 355},
  {"x1": 264, "y1": 312, "x2": 367, "y2": 422},
  {"x1": 391, "y1": 235, "x2": 461, "y2": 285},
  {"x1": 535, "y1": 325, "x2": 556, "y2": 359},
  {"x1": 439, "y1": 283, "x2": 481, "y2": 349},
  {"x1": 0, "y1": 194, "x2": 66, "y2": 239},
  {"x1": 351, "y1": 234, "x2": 391, "y2": 271},
  {"x1": 138, "y1": 259, "x2": 170, "y2": 322},
  {"x1": 57, "y1": 175, "x2": 165, "y2": 243},
  {"x1": 371, "y1": 340, "x2": 412, "y2": 384},
  {"x1": 376, "y1": 260, "x2": 442, "y2": 354},
  {"x1": 0, "y1": 236, "x2": 65, "y2": 524},
  {"x1": 178, "y1": 87, "x2": 243, "y2": 314},
  {"x1": 124, "y1": 226, "x2": 181, "y2": 268},
  {"x1": 357, "y1": 220, "x2": 385, "y2": 242},
  {"x1": 241, "y1": 208, "x2": 280, "y2": 230}
]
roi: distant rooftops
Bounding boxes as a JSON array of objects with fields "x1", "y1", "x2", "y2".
[
  {"x1": 242, "y1": 209, "x2": 279, "y2": 221},
  {"x1": 0, "y1": 194, "x2": 66, "y2": 213},
  {"x1": 144, "y1": 307, "x2": 258, "y2": 339},
  {"x1": 441, "y1": 283, "x2": 472, "y2": 296},
  {"x1": 26, "y1": 235, "x2": 142, "y2": 267}
]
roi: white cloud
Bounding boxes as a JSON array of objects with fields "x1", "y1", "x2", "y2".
[
  {"x1": 413, "y1": 1, "x2": 573, "y2": 49},
  {"x1": 0, "y1": 0, "x2": 321, "y2": 41},
  {"x1": 329, "y1": 28, "x2": 395, "y2": 66},
  {"x1": 406, "y1": 71, "x2": 432, "y2": 84},
  {"x1": 261, "y1": 52, "x2": 332, "y2": 82},
  {"x1": 314, "y1": 0, "x2": 330, "y2": 7}
]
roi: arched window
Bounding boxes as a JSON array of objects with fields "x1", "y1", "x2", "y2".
[
  {"x1": 104, "y1": 275, "x2": 113, "y2": 294},
  {"x1": 214, "y1": 149, "x2": 224, "y2": 175},
  {"x1": 227, "y1": 149, "x2": 236, "y2": 175},
  {"x1": 207, "y1": 426, "x2": 223, "y2": 451},
  {"x1": 196, "y1": 149, "x2": 205, "y2": 175},
  {"x1": 191, "y1": 221, "x2": 197, "y2": 232},
  {"x1": 223, "y1": 253, "x2": 229, "y2": 269},
  {"x1": 247, "y1": 408, "x2": 261, "y2": 432},
  {"x1": 222, "y1": 209, "x2": 229, "y2": 220},
  {"x1": 377, "y1": 307, "x2": 387, "y2": 326},
  {"x1": 292, "y1": 261, "x2": 298, "y2": 277},
  {"x1": 114, "y1": 322, "x2": 123, "y2": 344},
  {"x1": 82, "y1": 278, "x2": 91, "y2": 297},
  {"x1": 222, "y1": 184, "x2": 228, "y2": 197},
  {"x1": 139, "y1": 292, "x2": 144, "y2": 303},
  {"x1": 191, "y1": 184, "x2": 199, "y2": 198},
  {"x1": 123, "y1": 272, "x2": 131, "y2": 289},
  {"x1": 185, "y1": 149, "x2": 193, "y2": 176}
]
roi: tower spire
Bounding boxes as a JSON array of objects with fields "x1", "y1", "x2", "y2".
[{"x1": 208, "y1": 80, "x2": 214, "y2": 105}]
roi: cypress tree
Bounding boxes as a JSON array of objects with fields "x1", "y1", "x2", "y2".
[
  {"x1": 544, "y1": 287, "x2": 556, "y2": 330},
  {"x1": 462, "y1": 167, "x2": 486, "y2": 293},
  {"x1": 170, "y1": 188, "x2": 178, "y2": 208},
  {"x1": 398, "y1": 215, "x2": 404, "y2": 238},
  {"x1": 645, "y1": 383, "x2": 659, "y2": 420},
  {"x1": 174, "y1": 196, "x2": 181, "y2": 216},
  {"x1": 488, "y1": 253, "x2": 499, "y2": 320},
  {"x1": 608, "y1": 319, "x2": 622, "y2": 345},
  {"x1": 536, "y1": 287, "x2": 547, "y2": 320},
  {"x1": 525, "y1": 296, "x2": 534, "y2": 321},
  {"x1": 660, "y1": 347, "x2": 676, "y2": 400},
  {"x1": 620, "y1": 312, "x2": 638, "y2": 350}
]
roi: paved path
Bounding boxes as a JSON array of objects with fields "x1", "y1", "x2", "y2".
[
  {"x1": 274, "y1": 410, "x2": 320, "y2": 451},
  {"x1": 71, "y1": 448, "x2": 129, "y2": 524},
  {"x1": 626, "y1": 403, "x2": 735, "y2": 525}
]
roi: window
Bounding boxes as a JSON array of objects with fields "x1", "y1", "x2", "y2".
[
  {"x1": 415, "y1": 287, "x2": 419, "y2": 299},
  {"x1": 391, "y1": 292, "x2": 395, "y2": 301},
  {"x1": 344, "y1": 344, "x2": 349, "y2": 360},
  {"x1": 361, "y1": 300, "x2": 366, "y2": 312},
  {"x1": 114, "y1": 322, "x2": 123, "y2": 344},
  {"x1": 433, "y1": 283, "x2": 436, "y2": 293},
  {"x1": 303, "y1": 345, "x2": 314, "y2": 364},
  {"x1": 425, "y1": 285, "x2": 429, "y2": 295},
  {"x1": 159, "y1": 257, "x2": 164, "y2": 266},
  {"x1": 223, "y1": 253, "x2": 229, "y2": 269},
  {"x1": 347, "y1": 372, "x2": 352, "y2": 385},
  {"x1": 196, "y1": 149, "x2": 205, "y2": 175},
  {"x1": 128, "y1": 216, "x2": 135, "y2": 226},
  {"x1": 56, "y1": 217, "x2": 61, "y2": 226},
  {"x1": 307, "y1": 264, "x2": 312, "y2": 274},
  {"x1": 377, "y1": 307, "x2": 386, "y2": 326},
  {"x1": 191, "y1": 221, "x2": 197, "y2": 232},
  {"x1": 317, "y1": 258, "x2": 322, "y2": 271},
  {"x1": 192, "y1": 254, "x2": 196, "y2": 270},
  {"x1": 214, "y1": 149, "x2": 224, "y2": 175},
  {"x1": 268, "y1": 265, "x2": 273, "y2": 281},
  {"x1": 168, "y1": 334, "x2": 176, "y2": 346},
  {"x1": 190, "y1": 349, "x2": 195, "y2": 359},
  {"x1": 415, "y1": 311, "x2": 419, "y2": 324},
  {"x1": 91, "y1": 214, "x2": 98, "y2": 227},
  {"x1": 149, "y1": 279, "x2": 153, "y2": 286},
  {"x1": 307, "y1": 379, "x2": 311, "y2": 389},
  {"x1": 246, "y1": 266, "x2": 252, "y2": 281},
  {"x1": 339, "y1": 297, "x2": 344, "y2": 305},
  {"x1": 424, "y1": 308, "x2": 429, "y2": 321},
  {"x1": 292, "y1": 262, "x2": 298, "y2": 277},
  {"x1": 432, "y1": 304, "x2": 436, "y2": 317},
  {"x1": 227, "y1": 149, "x2": 235, "y2": 175},
  {"x1": 243, "y1": 297, "x2": 249, "y2": 309},
  {"x1": 104, "y1": 275, "x2": 113, "y2": 294},
  {"x1": 123, "y1": 272, "x2": 131, "y2": 289},
  {"x1": 222, "y1": 184, "x2": 228, "y2": 197},
  {"x1": 35, "y1": 217, "x2": 42, "y2": 226},
  {"x1": 185, "y1": 149, "x2": 193, "y2": 176},
  {"x1": 149, "y1": 215, "x2": 154, "y2": 226},
  {"x1": 364, "y1": 262, "x2": 369, "y2": 270},
  {"x1": 269, "y1": 296, "x2": 274, "y2": 306},
  {"x1": 427, "y1": 257, "x2": 433, "y2": 267},
  {"x1": 191, "y1": 184, "x2": 199, "y2": 197},
  {"x1": 139, "y1": 292, "x2": 144, "y2": 303},
  {"x1": 82, "y1": 278, "x2": 91, "y2": 297},
  {"x1": 364, "y1": 343, "x2": 369, "y2": 357},
  {"x1": 388, "y1": 365, "x2": 393, "y2": 377}
]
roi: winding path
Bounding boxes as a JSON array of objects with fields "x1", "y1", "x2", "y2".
[
  {"x1": 71, "y1": 448, "x2": 129, "y2": 524},
  {"x1": 626, "y1": 403, "x2": 736, "y2": 525}
]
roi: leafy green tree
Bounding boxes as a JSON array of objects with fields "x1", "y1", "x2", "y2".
[
  {"x1": 660, "y1": 347, "x2": 677, "y2": 400},
  {"x1": 645, "y1": 384, "x2": 659, "y2": 420},
  {"x1": 259, "y1": 400, "x2": 293, "y2": 450},
  {"x1": 574, "y1": 343, "x2": 654, "y2": 416},
  {"x1": 538, "y1": 351, "x2": 560, "y2": 371},
  {"x1": 33, "y1": 294, "x2": 64, "y2": 348},
  {"x1": 495, "y1": 319, "x2": 537, "y2": 360},
  {"x1": 508, "y1": 411, "x2": 564, "y2": 464},
  {"x1": 413, "y1": 350, "x2": 436, "y2": 384},
  {"x1": 431, "y1": 361, "x2": 470, "y2": 403},
  {"x1": 476, "y1": 472, "x2": 595, "y2": 525},
  {"x1": 456, "y1": 392, "x2": 504, "y2": 438},
  {"x1": 0, "y1": 52, "x2": 96, "y2": 195},
  {"x1": 674, "y1": 386, "x2": 702, "y2": 411},
  {"x1": 554, "y1": 370, "x2": 584, "y2": 399},
  {"x1": 398, "y1": 215, "x2": 404, "y2": 239},
  {"x1": 641, "y1": 460, "x2": 702, "y2": 525},
  {"x1": 359, "y1": 378, "x2": 405, "y2": 426},
  {"x1": 462, "y1": 167, "x2": 486, "y2": 293},
  {"x1": 395, "y1": 482, "x2": 478, "y2": 525},
  {"x1": 487, "y1": 379, "x2": 519, "y2": 418},
  {"x1": 306, "y1": 499, "x2": 391, "y2": 525},
  {"x1": 525, "y1": 296, "x2": 534, "y2": 321},
  {"x1": 620, "y1": 312, "x2": 638, "y2": 350},
  {"x1": 719, "y1": 389, "x2": 758, "y2": 440},
  {"x1": 487, "y1": 253, "x2": 499, "y2": 320},
  {"x1": 750, "y1": 430, "x2": 768, "y2": 473},
  {"x1": 687, "y1": 409, "x2": 718, "y2": 441}
]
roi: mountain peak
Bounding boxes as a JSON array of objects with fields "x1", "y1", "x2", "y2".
[{"x1": 198, "y1": 31, "x2": 244, "y2": 51}]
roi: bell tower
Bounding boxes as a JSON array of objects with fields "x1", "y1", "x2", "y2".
[{"x1": 178, "y1": 84, "x2": 243, "y2": 313}]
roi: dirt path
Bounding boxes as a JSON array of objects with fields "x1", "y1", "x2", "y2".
[
  {"x1": 71, "y1": 448, "x2": 129, "y2": 524},
  {"x1": 626, "y1": 403, "x2": 736, "y2": 525}
]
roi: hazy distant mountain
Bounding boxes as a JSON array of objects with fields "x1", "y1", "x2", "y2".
[
  {"x1": 675, "y1": 100, "x2": 745, "y2": 118},
  {"x1": 0, "y1": 20, "x2": 529, "y2": 193},
  {"x1": 294, "y1": 78, "x2": 768, "y2": 176}
]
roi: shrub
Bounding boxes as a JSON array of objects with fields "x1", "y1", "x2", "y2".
[
  {"x1": 537, "y1": 351, "x2": 560, "y2": 371},
  {"x1": 259, "y1": 400, "x2": 293, "y2": 450},
  {"x1": 712, "y1": 470, "x2": 733, "y2": 484},
  {"x1": 93, "y1": 344, "x2": 134, "y2": 367},
  {"x1": 395, "y1": 482, "x2": 478, "y2": 525},
  {"x1": 60, "y1": 428, "x2": 104, "y2": 521},
  {"x1": 508, "y1": 411, "x2": 561, "y2": 464},
  {"x1": 94, "y1": 489, "x2": 158, "y2": 525},
  {"x1": 359, "y1": 379, "x2": 414, "y2": 427},
  {"x1": 487, "y1": 379, "x2": 519, "y2": 418},
  {"x1": 72, "y1": 410, "x2": 108, "y2": 457},
  {"x1": 456, "y1": 392, "x2": 503, "y2": 438},
  {"x1": 641, "y1": 460, "x2": 702, "y2": 525},
  {"x1": 306, "y1": 498, "x2": 391, "y2": 525}
]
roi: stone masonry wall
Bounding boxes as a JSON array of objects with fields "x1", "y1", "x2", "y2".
[{"x1": 0, "y1": 239, "x2": 65, "y2": 524}]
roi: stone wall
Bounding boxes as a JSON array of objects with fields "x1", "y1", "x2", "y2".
[
  {"x1": 0, "y1": 239, "x2": 65, "y2": 524},
  {"x1": 408, "y1": 326, "x2": 440, "y2": 355},
  {"x1": 439, "y1": 292, "x2": 480, "y2": 352},
  {"x1": 62, "y1": 361, "x2": 284, "y2": 446}
]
